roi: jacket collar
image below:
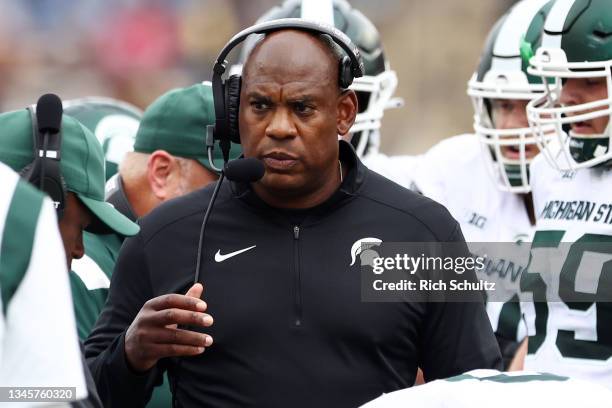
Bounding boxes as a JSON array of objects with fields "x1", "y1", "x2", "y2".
[{"x1": 337, "y1": 139, "x2": 366, "y2": 196}]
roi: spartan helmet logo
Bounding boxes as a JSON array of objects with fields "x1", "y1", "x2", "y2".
[
  {"x1": 95, "y1": 115, "x2": 139, "y2": 164},
  {"x1": 349, "y1": 237, "x2": 382, "y2": 267}
]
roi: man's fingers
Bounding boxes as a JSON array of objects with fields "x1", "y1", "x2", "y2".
[
  {"x1": 149, "y1": 308, "x2": 214, "y2": 327},
  {"x1": 146, "y1": 293, "x2": 207, "y2": 313},
  {"x1": 185, "y1": 283, "x2": 204, "y2": 299},
  {"x1": 146, "y1": 327, "x2": 214, "y2": 348},
  {"x1": 145, "y1": 343, "x2": 208, "y2": 360}
]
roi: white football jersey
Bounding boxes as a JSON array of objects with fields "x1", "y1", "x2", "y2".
[
  {"x1": 362, "y1": 152, "x2": 422, "y2": 191},
  {"x1": 521, "y1": 155, "x2": 612, "y2": 388},
  {"x1": 0, "y1": 162, "x2": 87, "y2": 404},
  {"x1": 365, "y1": 135, "x2": 534, "y2": 242},
  {"x1": 360, "y1": 369, "x2": 612, "y2": 408},
  {"x1": 411, "y1": 134, "x2": 533, "y2": 243},
  {"x1": 368, "y1": 135, "x2": 533, "y2": 342}
]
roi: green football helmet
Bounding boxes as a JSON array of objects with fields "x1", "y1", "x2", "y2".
[
  {"x1": 527, "y1": 0, "x2": 612, "y2": 170},
  {"x1": 235, "y1": 0, "x2": 403, "y2": 158},
  {"x1": 64, "y1": 97, "x2": 143, "y2": 180},
  {"x1": 467, "y1": 0, "x2": 554, "y2": 193}
]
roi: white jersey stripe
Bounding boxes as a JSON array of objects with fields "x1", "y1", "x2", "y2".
[
  {"x1": 0, "y1": 162, "x2": 87, "y2": 400},
  {"x1": 491, "y1": 0, "x2": 550, "y2": 74},
  {"x1": 542, "y1": 0, "x2": 577, "y2": 49},
  {"x1": 72, "y1": 254, "x2": 111, "y2": 290},
  {"x1": 490, "y1": 56, "x2": 523, "y2": 73},
  {"x1": 493, "y1": 0, "x2": 550, "y2": 57},
  {"x1": 301, "y1": 0, "x2": 335, "y2": 25}
]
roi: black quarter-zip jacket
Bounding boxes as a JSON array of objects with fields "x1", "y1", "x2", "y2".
[{"x1": 85, "y1": 142, "x2": 501, "y2": 407}]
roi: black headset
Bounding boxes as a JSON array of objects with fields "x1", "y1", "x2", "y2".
[
  {"x1": 208, "y1": 18, "x2": 365, "y2": 162},
  {"x1": 20, "y1": 95, "x2": 66, "y2": 219}
]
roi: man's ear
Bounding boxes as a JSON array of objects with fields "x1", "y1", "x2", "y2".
[
  {"x1": 147, "y1": 150, "x2": 178, "y2": 200},
  {"x1": 337, "y1": 89, "x2": 358, "y2": 136}
]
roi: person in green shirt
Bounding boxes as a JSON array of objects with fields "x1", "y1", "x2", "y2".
[
  {"x1": 63, "y1": 97, "x2": 143, "y2": 340},
  {"x1": 70, "y1": 83, "x2": 240, "y2": 407},
  {"x1": 0, "y1": 104, "x2": 139, "y2": 268},
  {"x1": 0, "y1": 97, "x2": 140, "y2": 407}
]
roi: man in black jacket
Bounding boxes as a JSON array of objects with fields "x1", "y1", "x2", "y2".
[{"x1": 85, "y1": 28, "x2": 501, "y2": 407}]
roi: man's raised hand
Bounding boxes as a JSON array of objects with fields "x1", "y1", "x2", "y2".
[{"x1": 124, "y1": 283, "x2": 213, "y2": 372}]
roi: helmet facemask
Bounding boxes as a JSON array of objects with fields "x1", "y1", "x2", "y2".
[
  {"x1": 527, "y1": 47, "x2": 612, "y2": 171},
  {"x1": 468, "y1": 70, "x2": 550, "y2": 193},
  {"x1": 349, "y1": 69, "x2": 402, "y2": 157}
]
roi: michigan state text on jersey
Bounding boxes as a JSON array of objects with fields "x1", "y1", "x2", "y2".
[{"x1": 523, "y1": 0, "x2": 612, "y2": 389}]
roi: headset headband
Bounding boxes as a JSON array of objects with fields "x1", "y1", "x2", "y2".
[
  {"x1": 212, "y1": 18, "x2": 365, "y2": 78},
  {"x1": 209, "y1": 18, "x2": 365, "y2": 163}
]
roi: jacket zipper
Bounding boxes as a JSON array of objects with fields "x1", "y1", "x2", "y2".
[{"x1": 293, "y1": 225, "x2": 302, "y2": 327}]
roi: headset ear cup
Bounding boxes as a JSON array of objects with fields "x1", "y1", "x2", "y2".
[
  {"x1": 19, "y1": 162, "x2": 67, "y2": 219},
  {"x1": 339, "y1": 56, "x2": 354, "y2": 89},
  {"x1": 226, "y1": 75, "x2": 242, "y2": 144},
  {"x1": 45, "y1": 170, "x2": 67, "y2": 220}
]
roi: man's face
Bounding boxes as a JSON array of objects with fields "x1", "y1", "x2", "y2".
[
  {"x1": 239, "y1": 30, "x2": 356, "y2": 199},
  {"x1": 58, "y1": 192, "x2": 92, "y2": 268},
  {"x1": 490, "y1": 98, "x2": 539, "y2": 160},
  {"x1": 559, "y1": 77, "x2": 609, "y2": 135}
]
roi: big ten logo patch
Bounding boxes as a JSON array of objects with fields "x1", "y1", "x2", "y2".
[{"x1": 468, "y1": 212, "x2": 487, "y2": 229}]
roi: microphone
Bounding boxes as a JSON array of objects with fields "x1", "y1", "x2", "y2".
[
  {"x1": 36, "y1": 94, "x2": 63, "y2": 133},
  {"x1": 194, "y1": 158, "x2": 265, "y2": 283},
  {"x1": 224, "y1": 157, "x2": 265, "y2": 182},
  {"x1": 35, "y1": 94, "x2": 63, "y2": 192}
]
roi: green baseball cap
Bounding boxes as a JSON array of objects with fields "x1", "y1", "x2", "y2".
[
  {"x1": 134, "y1": 82, "x2": 241, "y2": 171},
  {"x1": 0, "y1": 109, "x2": 139, "y2": 237},
  {"x1": 64, "y1": 97, "x2": 143, "y2": 181}
]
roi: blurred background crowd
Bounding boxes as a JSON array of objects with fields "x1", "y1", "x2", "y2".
[{"x1": 0, "y1": 0, "x2": 516, "y2": 154}]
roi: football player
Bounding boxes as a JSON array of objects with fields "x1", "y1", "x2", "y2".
[
  {"x1": 366, "y1": 0, "x2": 553, "y2": 369},
  {"x1": 522, "y1": 0, "x2": 612, "y2": 388},
  {"x1": 412, "y1": 0, "x2": 551, "y2": 235}
]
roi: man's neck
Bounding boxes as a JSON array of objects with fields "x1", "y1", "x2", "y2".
[
  {"x1": 252, "y1": 161, "x2": 347, "y2": 210},
  {"x1": 122, "y1": 177, "x2": 157, "y2": 218}
]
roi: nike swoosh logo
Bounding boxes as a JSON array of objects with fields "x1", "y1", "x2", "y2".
[{"x1": 214, "y1": 245, "x2": 256, "y2": 262}]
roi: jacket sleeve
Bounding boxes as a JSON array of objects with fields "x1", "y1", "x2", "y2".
[
  {"x1": 419, "y1": 223, "x2": 503, "y2": 381},
  {"x1": 84, "y1": 233, "x2": 161, "y2": 407}
]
